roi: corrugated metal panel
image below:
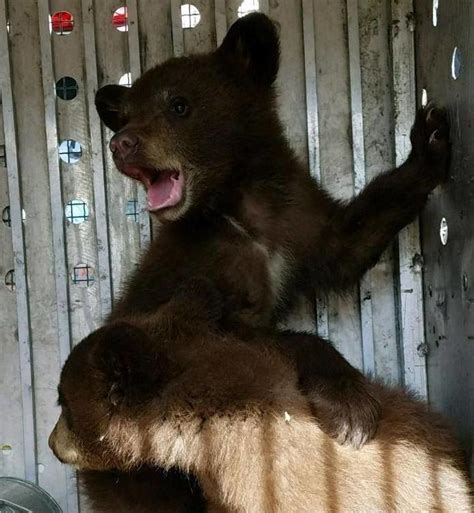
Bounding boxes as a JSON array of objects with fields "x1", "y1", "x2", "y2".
[
  {"x1": 359, "y1": 0, "x2": 401, "y2": 383},
  {"x1": 391, "y1": 0, "x2": 429, "y2": 398},
  {"x1": 1, "y1": 0, "x2": 469, "y2": 508}
]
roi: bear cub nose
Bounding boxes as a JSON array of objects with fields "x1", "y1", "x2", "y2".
[{"x1": 110, "y1": 131, "x2": 139, "y2": 160}]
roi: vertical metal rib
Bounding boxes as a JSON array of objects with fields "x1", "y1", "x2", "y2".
[
  {"x1": 82, "y1": 0, "x2": 113, "y2": 317},
  {"x1": 302, "y1": 0, "x2": 329, "y2": 339},
  {"x1": 391, "y1": 0, "x2": 427, "y2": 398},
  {"x1": 215, "y1": 0, "x2": 227, "y2": 47},
  {"x1": 36, "y1": 0, "x2": 72, "y2": 381},
  {"x1": 127, "y1": 0, "x2": 151, "y2": 246},
  {"x1": 0, "y1": 0, "x2": 36, "y2": 484},
  {"x1": 346, "y1": 0, "x2": 375, "y2": 374},
  {"x1": 259, "y1": 0, "x2": 270, "y2": 15},
  {"x1": 171, "y1": 0, "x2": 184, "y2": 57},
  {"x1": 36, "y1": 1, "x2": 80, "y2": 508}
]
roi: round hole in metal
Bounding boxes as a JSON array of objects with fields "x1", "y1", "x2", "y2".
[
  {"x1": 421, "y1": 88, "x2": 428, "y2": 107},
  {"x1": 50, "y1": 11, "x2": 74, "y2": 35},
  {"x1": 56, "y1": 76, "x2": 79, "y2": 100},
  {"x1": 238, "y1": 0, "x2": 260, "y2": 18},
  {"x1": 2, "y1": 206, "x2": 26, "y2": 227},
  {"x1": 72, "y1": 263, "x2": 95, "y2": 287},
  {"x1": 119, "y1": 72, "x2": 132, "y2": 88},
  {"x1": 439, "y1": 217, "x2": 448, "y2": 245},
  {"x1": 451, "y1": 47, "x2": 461, "y2": 80},
  {"x1": 5, "y1": 270, "x2": 15, "y2": 292},
  {"x1": 65, "y1": 199, "x2": 89, "y2": 224},
  {"x1": 181, "y1": 4, "x2": 201, "y2": 29},
  {"x1": 1, "y1": 444, "x2": 12, "y2": 455},
  {"x1": 112, "y1": 6, "x2": 128, "y2": 32},
  {"x1": 58, "y1": 139, "x2": 82, "y2": 164},
  {"x1": 432, "y1": 0, "x2": 439, "y2": 26},
  {"x1": 126, "y1": 199, "x2": 139, "y2": 222}
]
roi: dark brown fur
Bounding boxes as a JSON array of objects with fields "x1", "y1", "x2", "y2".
[
  {"x1": 73, "y1": 12, "x2": 451, "y2": 512},
  {"x1": 80, "y1": 467, "x2": 205, "y2": 513}
]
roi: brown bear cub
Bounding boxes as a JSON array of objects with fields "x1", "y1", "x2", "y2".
[
  {"x1": 60, "y1": 11, "x2": 451, "y2": 512},
  {"x1": 95, "y1": 11, "x2": 449, "y2": 443},
  {"x1": 50, "y1": 288, "x2": 472, "y2": 513}
]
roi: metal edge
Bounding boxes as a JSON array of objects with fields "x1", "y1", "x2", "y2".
[
  {"x1": 259, "y1": 0, "x2": 270, "y2": 15},
  {"x1": 81, "y1": 0, "x2": 113, "y2": 318},
  {"x1": 390, "y1": 0, "x2": 428, "y2": 398},
  {"x1": 36, "y1": 0, "x2": 72, "y2": 381},
  {"x1": 171, "y1": 0, "x2": 184, "y2": 57},
  {"x1": 214, "y1": 0, "x2": 227, "y2": 47},
  {"x1": 36, "y1": 1, "x2": 81, "y2": 509},
  {"x1": 302, "y1": 0, "x2": 329, "y2": 339},
  {"x1": 346, "y1": 0, "x2": 375, "y2": 374},
  {"x1": 0, "y1": 0, "x2": 37, "y2": 485},
  {"x1": 127, "y1": 0, "x2": 151, "y2": 247}
]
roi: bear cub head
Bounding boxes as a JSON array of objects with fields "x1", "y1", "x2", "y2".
[
  {"x1": 49, "y1": 322, "x2": 174, "y2": 471},
  {"x1": 96, "y1": 13, "x2": 282, "y2": 221}
]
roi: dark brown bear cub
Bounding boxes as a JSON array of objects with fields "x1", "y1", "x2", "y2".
[
  {"x1": 97, "y1": 14, "x2": 449, "y2": 325},
  {"x1": 69, "y1": 11, "x2": 450, "y2": 513},
  {"x1": 94, "y1": 11, "x2": 449, "y2": 439}
]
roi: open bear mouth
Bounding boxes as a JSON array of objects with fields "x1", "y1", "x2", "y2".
[{"x1": 121, "y1": 165, "x2": 185, "y2": 212}]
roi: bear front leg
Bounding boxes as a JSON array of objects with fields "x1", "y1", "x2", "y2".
[
  {"x1": 313, "y1": 105, "x2": 450, "y2": 290},
  {"x1": 274, "y1": 332, "x2": 381, "y2": 448}
]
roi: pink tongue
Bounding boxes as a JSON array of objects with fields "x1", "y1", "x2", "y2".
[{"x1": 147, "y1": 171, "x2": 184, "y2": 211}]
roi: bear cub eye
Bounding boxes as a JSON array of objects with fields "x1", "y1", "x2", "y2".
[{"x1": 170, "y1": 97, "x2": 190, "y2": 117}]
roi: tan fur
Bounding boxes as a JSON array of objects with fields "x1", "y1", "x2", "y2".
[{"x1": 50, "y1": 322, "x2": 472, "y2": 513}]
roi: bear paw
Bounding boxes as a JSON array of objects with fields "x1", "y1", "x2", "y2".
[{"x1": 410, "y1": 104, "x2": 451, "y2": 181}]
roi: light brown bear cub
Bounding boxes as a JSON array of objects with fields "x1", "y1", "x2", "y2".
[{"x1": 50, "y1": 289, "x2": 471, "y2": 513}]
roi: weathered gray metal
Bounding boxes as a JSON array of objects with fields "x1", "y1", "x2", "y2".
[
  {"x1": 392, "y1": 0, "x2": 429, "y2": 399},
  {"x1": 1, "y1": 1, "x2": 470, "y2": 511},
  {"x1": 414, "y1": 0, "x2": 473, "y2": 475},
  {"x1": 0, "y1": 0, "x2": 36, "y2": 485}
]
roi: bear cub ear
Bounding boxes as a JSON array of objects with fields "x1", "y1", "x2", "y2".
[
  {"x1": 97, "y1": 323, "x2": 172, "y2": 407},
  {"x1": 95, "y1": 85, "x2": 129, "y2": 132},
  {"x1": 217, "y1": 12, "x2": 280, "y2": 87}
]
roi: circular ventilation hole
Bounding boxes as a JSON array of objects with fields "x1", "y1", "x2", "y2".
[
  {"x1": 112, "y1": 7, "x2": 128, "y2": 32},
  {"x1": 119, "y1": 72, "x2": 132, "y2": 88},
  {"x1": 432, "y1": 0, "x2": 439, "y2": 26},
  {"x1": 0, "y1": 145, "x2": 6, "y2": 167},
  {"x1": 238, "y1": 0, "x2": 260, "y2": 18},
  {"x1": 421, "y1": 88, "x2": 428, "y2": 107},
  {"x1": 451, "y1": 47, "x2": 461, "y2": 80},
  {"x1": 2, "y1": 206, "x2": 26, "y2": 227},
  {"x1": 50, "y1": 11, "x2": 74, "y2": 35},
  {"x1": 5, "y1": 269, "x2": 15, "y2": 292},
  {"x1": 58, "y1": 139, "x2": 82, "y2": 164},
  {"x1": 181, "y1": 4, "x2": 200, "y2": 29},
  {"x1": 439, "y1": 217, "x2": 448, "y2": 245},
  {"x1": 56, "y1": 76, "x2": 78, "y2": 100},
  {"x1": 72, "y1": 263, "x2": 95, "y2": 287},
  {"x1": 1, "y1": 444, "x2": 12, "y2": 455},
  {"x1": 126, "y1": 199, "x2": 139, "y2": 222},
  {"x1": 65, "y1": 199, "x2": 89, "y2": 224}
]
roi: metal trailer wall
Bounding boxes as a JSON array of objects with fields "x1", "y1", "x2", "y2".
[
  {"x1": 0, "y1": 0, "x2": 466, "y2": 510},
  {"x1": 415, "y1": 0, "x2": 473, "y2": 475}
]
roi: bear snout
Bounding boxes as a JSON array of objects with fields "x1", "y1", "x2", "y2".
[
  {"x1": 110, "y1": 130, "x2": 140, "y2": 161},
  {"x1": 49, "y1": 415, "x2": 79, "y2": 466}
]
